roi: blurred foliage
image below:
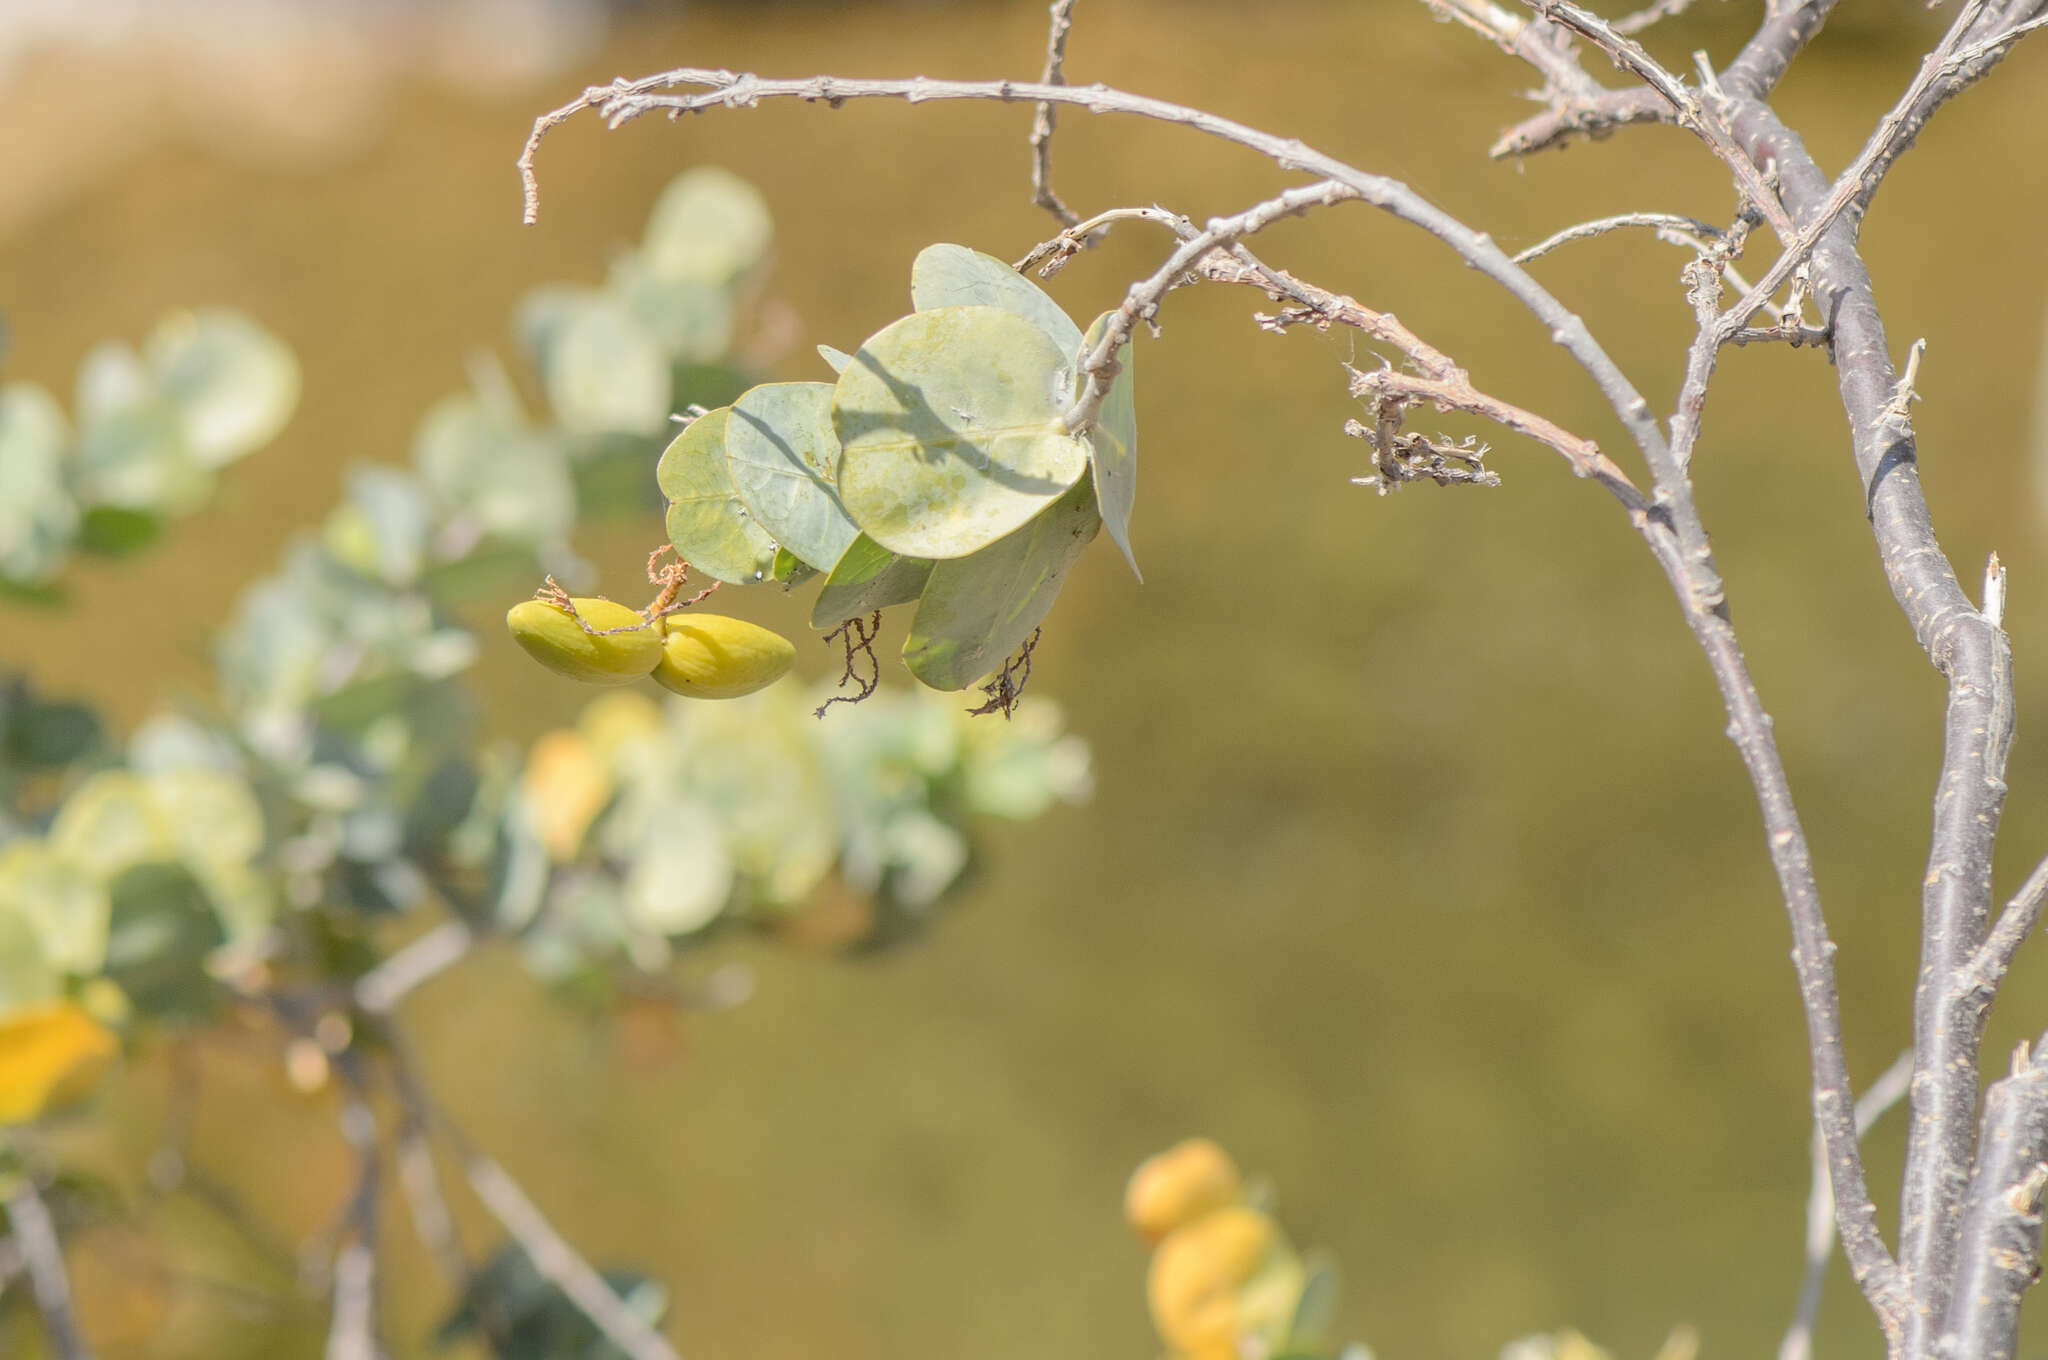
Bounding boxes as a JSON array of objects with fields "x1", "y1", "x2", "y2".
[
  {"x1": 0, "y1": 166, "x2": 1090, "y2": 1354},
  {"x1": 0, "y1": 310, "x2": 297, "y2": 593}
]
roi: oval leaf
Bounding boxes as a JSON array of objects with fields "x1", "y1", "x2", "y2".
[
  {"x1": 145, "y1": 309, "x2": 300, "y2": 467},
  {"x1": 643, "y1": 167, "x2": 774, "y2": 285},
  {"x1": 657, "y1": 408, "x2": 780, "y2": 584},
  {"x1": 1078, "y1": 311, "x2": 1141, "y2": 580},
  {"x1": 811, "y1": 534, "x2": 935, "y2": 630},
  {"x1": 726, "y1": 382, "x2": 859, "y2": 572},
  {"x1": 834, "y1": 306, "x2": 1090, "y2": 560},
  {"x1": 902, "y1": 477, "x2": 1100, "y2": 691},
  {"x1": 910, "y1": 244, "x2": 1083, "y2": 356},
  {"x1": 541, "y1": 298, "x2": 670, "y2": 436}
]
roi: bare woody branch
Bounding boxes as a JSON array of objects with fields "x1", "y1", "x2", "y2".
[
  {"x1": 1724, "y1": 92, "x2": 2012, "y2": 1360},
  {"x1": 1780, "y1": 1050, "x2": 1915, "y2": 1360},
  {"x1": 324, "y1": 1090, "x2": 382, "y2": 1360},
  {"x1": 1488, "y1": 0, "x2": 1841, "y2": 157},
  {"x1": 520, "y1": 46, "x2": 1901, "y2": 1332},
  {"x1": 1524, "y1": 0, "x2": 1798, "y2": 242},
  {"x1": 1028, "y1": 0, "x2": 1082, "y2": 227},
  {"x1": 1938, "y1": 1040, "x2": 2048, "y2": 1360},
  {"x1": 6, "y1": 1171, "x2": 93, "y2": 1360}
]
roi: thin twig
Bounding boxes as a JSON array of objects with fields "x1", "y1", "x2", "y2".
[
  {"x1": 1780, "y1": 1049, "x2": 1915, "y2": 1360},
  {"x1": 1525, "y1": 0, "x2": 1798, "y2": 242},
  {"x1": 354, "y1": 919, "x2": 474, "y2": 1015},
  {"x1": 1717, "y1": 0, "x2": 2029, "y2": 337},
  {"x1": 1957, "y1": 849, "x2": 2048, "y2": 1008},
  {"x1": 401, "y1": 1066, "x2": 679, "y2": 1360},
  {"x1": 324, "y1": 1085, "x2": 382, "y2": 1360},
  {"x1": 1487, "y1": 0, "x2": 1841, "y2": 157},
  {"x1": 6, "y1": 1173, "x2": 94, "y2": 1360},
  {"x1": 1510, "y1": 212, "x2": 1723, "y2": 263},
  {"x1": 1027, "y1": 0, "x2": 1081, "y2": 227},
  {"x1": 1610, "y1": 0, "x2": 1708, "y2": 37}
]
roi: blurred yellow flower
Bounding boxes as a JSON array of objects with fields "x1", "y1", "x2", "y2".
[
  {"x1": 1126, "y1": 1137, "x2": 1243, "y2": 1244},
  {"x1": 1148, "y1": 1205, "x2": 1299, "y2": 1356},
  {"x1": 521, "y1": 729, "x2": 613, "y2": 861},
  {"x1": 0, "y1": 1000, "x2": 119, "y2": 1124}
]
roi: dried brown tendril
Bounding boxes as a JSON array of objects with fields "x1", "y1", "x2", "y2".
[
  {"x1": 966, "y1": 628, "x2": 1040, "y2": 719},
  {"x1": 815, "y1": 611, "x2": 883, "y2": 719}
]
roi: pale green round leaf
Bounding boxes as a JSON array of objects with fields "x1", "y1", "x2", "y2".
[
  {"x1": 657, "y1": 407, "x2": 780, "y2": 584},
  {"x1": 48, "y1": 772, "x2": 173, "y2": 881},
  {"x1": 145, "y1": 309, "x2": 300, "y2": 467},
  {"x1": 145, "y1": 768, "x2": 266, "y2": 871},
  {"x1": 1077, "y1": 310, "x2": 1140, "y2": 580},
  {"x1": 810, "y1": 534, "x2": 934, "y2": 630},
  {"x1": 725, "y1": 381, "x2": 859, "y2": 572},
  {"x1": 0, "y1": 840, "x2": 110, "y2": 976},
  {"x1": 0, "y1": 384, "x2": 77, "y2": 585},
  {"x1": 612, "y1": 251, "x2": 735, "y2": 363},
  {"x1": 621, "y1": 801, "x2": 732, "y2": 936},
  {"x1": 902, "y1": 477, "x2": 1100, "y2": 691},
  {"x1": 415, "y1": 394, "x2": 575, "y2": 547},
  {"x1": 833, "y1": 306, "x2": 1090, "y2": 560},
  {"x1": 642, "y1": 167, "x2": 773, "y2": 285},
  {"x1": 541, "y1": 298, "x2": 670, "y2": 435},
  {"x1": 910, "y1": 244, "x2": 1083, "y2": 355},
  {"x1": 0, "y1": 907, "x2": 58, "y2": 1013}
]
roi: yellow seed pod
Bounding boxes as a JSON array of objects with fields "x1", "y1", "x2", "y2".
[
  {"x1": 1147, "y1": 1206, "x2": 1290, "y2": 1355},
  {"x1": 652, "y1": 614, "x2": 797, "y2": 699},
  {"x1": 507, "y1": 598, "x2": 662, "y2": 685},
  {"x1": 0, "y1": 1001, "x2": 120, "y2": 1125},
  {"x1": 1126, "y1": 1138, "x2": 1243, "y2": 1244}
]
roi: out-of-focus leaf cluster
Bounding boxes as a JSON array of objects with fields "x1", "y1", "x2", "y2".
[
  {"x1": 0, "y1": 310, "x2": 298, "y2": 595},
  {"x1": 0, "y1": 166, "x2": 1091, "y2": 1135}
]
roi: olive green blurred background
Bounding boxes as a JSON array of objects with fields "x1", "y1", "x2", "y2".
[{"x1": 5, "y1": 1, "x2": 2048, "y2": 1356}]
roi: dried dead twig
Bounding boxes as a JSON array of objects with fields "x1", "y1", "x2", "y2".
[{"x1": 1027, "y1": 0, "x2": 1082, "y2": 228}]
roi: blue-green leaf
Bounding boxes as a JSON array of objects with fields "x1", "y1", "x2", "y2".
[
  {"x1": 909, "y1": 244, "x2": 1083, "y2": 356},
  {"x1": 1077, "y1": 311, "x2": 1140, "y2": 580},
  {"x1": 642, "y1": 167, "x2": 773, "y2": 285},
  {"x1": 145, "y1": 309, "x2": 299, "y2": 467},
  {"x1": 833, "y1": 306, "x2": 1089, "y2": 560},
  {"x1": 725, "y1": 382, "x2": 859, "y2": 572},
  {"x1": 811, "y1": 534, "x2": 933, "y2": 630},
  {"x1": 0, "y1": 384, "x2": 76, "y2": 585},
  {"x1": 657, "y1": 407, "x2": 780, "y2": 584},
  {"x1": 902, "y1": 477, "x2": 1099, "y2": 691}
]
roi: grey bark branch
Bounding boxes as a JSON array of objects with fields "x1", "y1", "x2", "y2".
[
  {"x1": 1937, "y1": 1040, "x2": 2048, "y2": 1360},
  {"x1": 1028, "y1": 0, "x2": 1081, "y2": 227},
  {"x1": 520, "y1": 36, "x2": 1900, "y2": 1338},
  {"x1": 1781, "y1": 1049, "x2": 1915, "y2": 1360},
  {"x1": 1725, "y1": 92, "x2": 2014, "y2": 1360},
  {"x1": 7, "y1": 1173, "x2": 93, "y2": 1360}
]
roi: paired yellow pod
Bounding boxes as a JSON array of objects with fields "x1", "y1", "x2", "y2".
[
  {"x1": 1147, "y1": 1206, "x2": 1297, "y2": 1356},
  {"x1": 653, "y1": 614, "x2": 797, "y2": 699},
  {"x1": 1126, "y1": 1137, "x2": 1242, "y2": 1244},
  {"x1": 507, "y1": 598, "x2": 662, "y2": 685}
]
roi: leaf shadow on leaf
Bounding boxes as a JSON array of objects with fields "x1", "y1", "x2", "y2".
[{"x1": 835, "y1": 346, "x2": 1075, "y2": 499}]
